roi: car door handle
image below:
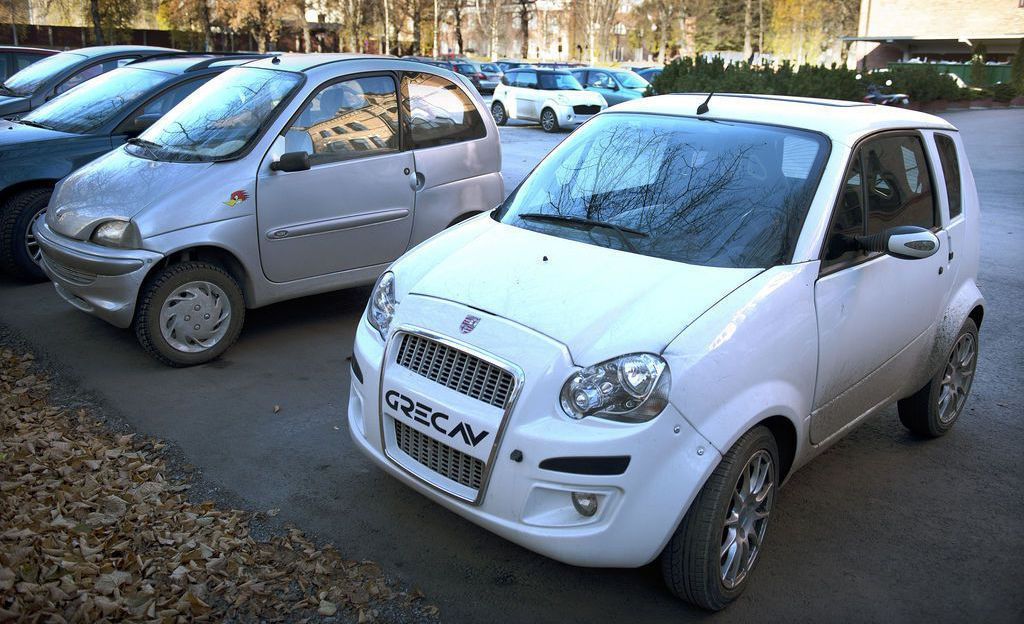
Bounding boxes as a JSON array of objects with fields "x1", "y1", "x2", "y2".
[{"x1": 409, "y1": 171, "x2": 425, "y2": 191}]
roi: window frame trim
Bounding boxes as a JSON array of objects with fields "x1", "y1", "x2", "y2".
[
  {"x1": 277, "y1": 70, "x2": 404, "y2": 168},
  {"x1": 818, "y1": 128, "x2": 942, "y2": 276},
  {"x1": 398, "y1": 70, "x2": 489, "y2": 151},
  {"x1": 932, "y1": 131, "x2": 964, "y2": 222}
]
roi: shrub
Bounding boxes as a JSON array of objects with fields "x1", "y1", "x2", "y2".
[
  {"x1": 1011, "y1": 38, "x2": 1024, "y2": 93},
  {"x1": 970, "y1": 43, "x2": 987, "y2": 87},
  {"x1": 884, "y1": 65, "x2": 961, "y2": 102},
  {"x1": 992, "y1": 82, "x2": 1018, "y2": 103}
]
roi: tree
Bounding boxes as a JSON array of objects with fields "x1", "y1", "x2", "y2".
[
  {"x1": 969, "y1": 43, "x2": 987, "y2": 87},
  {"x1": 86, "y1": 0, "x2": 142, "y2": 45},
  {"x1": 473, "y1": 0, "x2": 503, "y2": 60},
  {"x1": 768, "y1": 0, "x2": 858, "y2": 64},
  {"x1": 224, "y1": 0, "x2": 288, "y2": 52},
  {"x1": 1011, "y1": 38, "x2": 1024, "y2": 94},
  {"x1": 448, "y1": 0, "x2": 465, "y2": 54},
  {"x1": 513, "y1": 0, "x2": 535, "y2": 59},
  {"x1": 158, "y1": 0, "x2": 214, "y2": 51}
]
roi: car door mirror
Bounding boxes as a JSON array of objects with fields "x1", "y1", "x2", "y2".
[
  {"x1": 270, "y1": 151, "x2": 311, "y2": 172},
  {"x1": 126, "y1": 113, "x2": 161, "y2": 135},
  {"x1": 856, "y1": 225, "x2": 940, "y2": 260}
]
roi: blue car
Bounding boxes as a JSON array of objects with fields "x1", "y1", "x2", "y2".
[
  {"x1": 569, "y1": 67, "x2": 651, "y2": 106},
  {"x1": 0, "y1": 53, "x2": 267, "y2": 280}
]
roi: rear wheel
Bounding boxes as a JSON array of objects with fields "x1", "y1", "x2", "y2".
[
  {"x1": 541, "y1": 108, "x2": 560, "y2": 133},
  {"x1": 661, "y1": 426, "x2": 779, "y2": 611},
  {"x1": 0, "y1": 187, "x2": 52, "y2": 281},
  {"x1": 491, "y1": 101, "x2": 507, "y2": 125},
  {"x1": 898, "y1": 318, "x2": 978, "y2": 437},
  {"x1": 133, "y1": 262, "x2": 245, "y2": 367}
]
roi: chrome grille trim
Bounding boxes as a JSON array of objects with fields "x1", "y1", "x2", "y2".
[
  {"x1": 396, "y1": 334, "x2": 515, "y2": 409},
  {"x1": 393, "y1": 419, "x2": 484, "y2": 490},
  {"x1": 380, "y1": 325, "x2": 525, "y2": 506}
]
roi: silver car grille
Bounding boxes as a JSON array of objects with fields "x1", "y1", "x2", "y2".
[
  {"x1": 41, "y1": 255, "x2": 96, "y2": 286},
  {"x1": 393, "y1": 419, "x2": 485, "y2": 491},
  {"x1": 395, "y1": 334, "x2": 515, "y2": 409}
]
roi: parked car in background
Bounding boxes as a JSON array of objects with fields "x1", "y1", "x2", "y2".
[
  {"x1": 0, "y1": 53, "x2": 269, "y2": 281},
  {"x1": 571, "y1": 67, "x2": 651, "y2": 106},
  {"x1": 34, "y1": 54, "x2": 503, "y2": 366},
  {"x1": 0, "y1": 46, "x2": 56, "y2": 82},
  {"x1": 491, "y1": 68, "x2": 606, "y2": 132},
  {"x1": 0, "y1": 45, "x2": 177, "y2": 117},
  {"x1": 496, "y1": 59, "x2": 532, "y2": 72},
  {"x1": 349, "y1": 93, "x2": 983, "y2": 610},
  {"x1": 479, "y1": 63, "x2": 503, "y2": 92},
  {"x1": 635, "y1": 67, "x2": 662, "y2": 83}
]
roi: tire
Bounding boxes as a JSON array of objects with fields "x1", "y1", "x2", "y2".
[
  {"x1": 541, "y1": 107, "x2": 560, "y2": 133},
  {"x1": 0, "y1": 187, "x2": 52, "y2": 282},
  {"x1": 133, "y1": 261, "x2": 245, "y2": 367},
  {"x1": 898, "y1": 318, "x2": 979, "y2": 437},
  {"x1": 491, "y1": 101, "x2": 508, "y2": 126},
  {"x1": 661, "y1": 426, "x2": 779, "y2": 611}
]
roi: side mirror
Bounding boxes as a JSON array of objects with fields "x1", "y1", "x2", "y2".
[
  {"x1": 856, "y1": 225, "x2": 939, "y2": 260},
  {"x1": 270, "y1": 151, "x2": 311, "y2": 173},
  {"x1": 127, "y1": 113, "x2": 161, "y2": 134}
]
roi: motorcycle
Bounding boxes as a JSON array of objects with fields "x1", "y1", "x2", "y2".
[{"x1": 862, "y1": 79, "x2": 910, "y2": 107}]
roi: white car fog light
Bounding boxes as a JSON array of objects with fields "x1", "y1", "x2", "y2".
[{"x1": 571, "y1": 492, "x2": 599, "y2": 517}]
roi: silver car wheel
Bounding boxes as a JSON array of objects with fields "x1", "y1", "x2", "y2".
[
  {"x1": 938, "y1": 332, "x2": 976, "y2": 424},
  {"x1": 491, "y1": 102, "x2": 506, "y2": 124},
  {"x1": 541, "y1": 109, "x2": 556, "y2": 132},
  {"x1": 158, "y1": 281, "x2": 232, "y2": 353},
  {"x1": 720, "y1": 449, "x2": 774, "y2": 590},
  {"x1": 24, "y1": 207, "x2": 45, "y2": 265}
]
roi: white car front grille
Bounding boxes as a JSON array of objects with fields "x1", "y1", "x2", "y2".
[
  {"x1": 396, "y1": 333, "x2": 515, "y2": 409},
  {"x1": 393, "y1": 419, "x2": 485, "y2": 491}
]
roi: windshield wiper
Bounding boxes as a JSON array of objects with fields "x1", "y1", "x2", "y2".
[
  {"x1": 0, "y1": 84, "x2": 22, "y2": 97},
  {"x1": 126, "y1": 137, "x2": 164, "y2": 158},
  {"x1": 518, "y1": 212, "x2": 647, "y2": 252},
  {"x1": 15, "y1": 118, "x2": 50, "y2": 130}
]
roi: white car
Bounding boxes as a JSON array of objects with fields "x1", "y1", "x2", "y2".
[
  {"x1": 348, "y1": 94, "x2": 983, "y2": 610},
  {"x1": 490, "y1": 68, "x2": 607, "y2": 132}
]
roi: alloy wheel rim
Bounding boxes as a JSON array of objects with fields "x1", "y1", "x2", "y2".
[
  {"x1": 720, "y1": 449, "x2": 775, "y2": 590},
  {"x1": 24, "y1": 208, "x2": 46, "y2": 265},
  {"x1": 938, "y1": 332, "x2": 976, "y2": 424},
  {"x1": 158, "y1": 281, "x2": 231, "y2": 353},
  {"x1": 542, "y1": 111, "x2": 554, "y2": 131},
  {"x1": 492, "y1": 104, "x2": 504, "y2": 123}
]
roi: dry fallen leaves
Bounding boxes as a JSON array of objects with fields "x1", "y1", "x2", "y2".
[{"x1": 0, "y1": 348, "x2": 438, "y2": 623}]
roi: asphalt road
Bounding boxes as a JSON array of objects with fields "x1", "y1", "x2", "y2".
[{"x1": 1, "y1": 110, "x2": 1022, "y2": 623}]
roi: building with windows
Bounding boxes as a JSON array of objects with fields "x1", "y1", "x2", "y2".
[{"x1": 845, "y1": 0, "x2": 1024, "y2": 69}]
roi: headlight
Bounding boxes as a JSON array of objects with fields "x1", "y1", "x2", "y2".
[
  {"x1": 560, "y1": 353, "x2": 670, "y2": 423},
  {"x1": 367, "y1": 271, "x2": 396, "y2": 340},
  {"x1": 90, "y1": 220, "x2": 141, "y2": 248}
]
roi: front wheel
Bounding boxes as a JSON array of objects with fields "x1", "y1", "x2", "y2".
[
  {"x1": 898, "y1": 318, "x2": 979, "y2": 437},
  {"x1": 0, "y1": 187, "x2": 52, "y2": 281},
  {"x1": 540, "y1": 108, "x2": 560, "y2": 133},
  {"x1": 491, "y1": 101, "x2": 507, "y2": 126},
  {"x1": 133, "y1": 262, "x2": 245, "y2": 367},
  {"x1": 661, "y1": 426, "x2": 779, "y2": 611}
]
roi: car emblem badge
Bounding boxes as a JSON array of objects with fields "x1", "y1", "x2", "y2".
[
  {"x1": 460, "y1": 315, "x2": 481, "y2": 334},
  {"x1": 223, "y1": 190, "x2": 249, "y2": 207}
]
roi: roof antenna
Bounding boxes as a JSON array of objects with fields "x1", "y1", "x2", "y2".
[{"x1": 697, "y1": 92, "x2": 713, "y2": 115}]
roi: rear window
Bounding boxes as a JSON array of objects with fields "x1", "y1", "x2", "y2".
[
  {"x1": 403, "y1": 72, "x2": 486, "y2": 148},
  {"x1": 495, "y1": 113, "x2": 830, "y2": 269},
  {"x1": 934, "y1": 133, "x2": 962, "y2": 218}
]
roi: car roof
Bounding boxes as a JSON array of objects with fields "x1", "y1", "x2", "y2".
[
  {"x1": 244, "y1": 53, "x2": 392, "y2": 73},
  {"x1": 608, "y1": 93, "x2": 955, "y2": 145},
  {"x1": 72, "y1": 45, "x2": 178, "y2": 59},
  {"x1": 0, "y1": 46, "x2": 55, "y2": 54},
  {"x1": 127, "y1": 54, "x2": 270, "y2": 74}
]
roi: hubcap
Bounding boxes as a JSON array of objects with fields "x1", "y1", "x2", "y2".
[
  {"x1": 938, "y1": 332, "x2": 976, "y2": 424},
  {"x1": 720, "y1": 450, "x2": 775, "y2": 590},
  {"x1": 158, "y1": 281, "x2": 231, "y2": 353},
  {"x1": 24, "y1": 208, "x2": 46, "y2": 265}
]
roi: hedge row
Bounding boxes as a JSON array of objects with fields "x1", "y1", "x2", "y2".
[{"x1": 649, "y1": 55, "x2": 1021, "y2": 103}]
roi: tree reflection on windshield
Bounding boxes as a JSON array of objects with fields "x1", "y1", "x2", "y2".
[
  {"x1": 128, "y1": 68, "x2": 301, "y2": 162},
  {"x1": 497, "y1": 114, "x2": 829, "y2": 268}
]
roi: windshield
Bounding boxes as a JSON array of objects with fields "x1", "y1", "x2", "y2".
[
  {"x1": 612, "y1": 70, "x2": 649, "y2": 89},
  {"x1": 2, "y1": 52, "x2": 85, "y2": 96},
  {"x1": 495, "y1": 113, "x2": 830, "y2": 269},
  {"x1": 127, "y1": 67, "x2": 301, "y2": 162},
  {"x1": 538, "y1": 73, "x2": 583, "y2": 91},
  {"x1": 22, "y1": 67, "x2": 170, "y2": 134}
]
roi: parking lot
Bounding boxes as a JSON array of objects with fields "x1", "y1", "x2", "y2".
[{"x1": 1, "y1": 109, "x2": 1021, "y2": 623}]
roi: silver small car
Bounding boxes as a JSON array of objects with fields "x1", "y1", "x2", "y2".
[{"x1": 33, "y1": 54, "x2": 503, "y2": 366}]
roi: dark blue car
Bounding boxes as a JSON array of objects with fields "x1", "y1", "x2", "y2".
[
  {"x1": 0, "y1": 45, "x2": 176, "y2": 118},
  {"x1": 0, "y1": 53, "x2": 268, "y2": 280}
]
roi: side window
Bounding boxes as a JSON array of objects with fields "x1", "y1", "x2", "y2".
[
  {"x1": 518, "y1": 71, "x2": 538, "y2": 89},
  {"x1": 501, "y1": 70, "x2": 515, "y2": 86},
  {"x1": 283, "y1": 75, "x2": 399, "y2": 164},
  {"x1": 15, "y1": 53, "x2": 43, "y2": 72},
  {"x1": 591, "y1": 72, "x2": 614, "y2": 88},
  {"x1": 571, "y1": 70, "x2": 587, "y2": 85},
  {"x1": 934, "y1": 134, "x2": 963, "y2": 219},
  {"x1": 824, "y1": 153, "x2": 865, "y2": 264},
  {"x1": 0, "y1": 54, "x2": 8, "y2": 81},
  {"x1": 863, "y1": 135, "x2": 935, "y2": 234},
  {"x1": 139, "y1": 76, "x2": 214, "y2": 117},
  {"x1": 403, "y1": 72, "x2": 486, "y2": 148},
  {"x1": 56, "y1": 58, "x2": 132, "y2": 95}
]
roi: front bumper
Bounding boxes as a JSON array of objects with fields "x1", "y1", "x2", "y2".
[
  {"x1": 551, "y1": 103, "x2": 600, "y2": 128},
  {"x1": 347, "y1": 295, "x2": 720, "y2": 568},
  {"x1": 33, "y1": 218, "x2": 162, "y2": 328}
]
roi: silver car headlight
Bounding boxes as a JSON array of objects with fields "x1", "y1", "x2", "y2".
[
  {"x1": 367, "y1": 271, "x2": 397, "y2": 340},
  {"x1": 90, "y1": 220, "x2": 141, "y2": 249},
  {"x1": 560, "y1": 353, "x2": 670, "y2": 423}
]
